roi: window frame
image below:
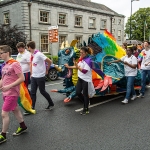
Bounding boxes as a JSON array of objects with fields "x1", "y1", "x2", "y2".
[
  {"x1": 58, "y1": 13, "x2": 67, "y2": 25},
  {"x1": 89, "y1": 17, "x2": 96, "y2": 29},
  {"x1": 39, "y1": 10, "x2": 50, "y2": 24},
  {"x1": 117, "y1": 30, "x2": 121, "y2": 41},
  {"x1": 74, "y1": 15, "x2": 82, "y2": 27},
  {"x1": 75, "y1": 35, "x2": 83, "y2": 49},
  {"x1": 40, "y1": 33, "x2": 49, "y2": 53},
  {"x1": 59, "y1": 35, "x2": 67, "y2": 49},
  {"x1": 100, "y1": 19, "x2": 107, "y2": 29},
  {"x1": 3, "y1": 12, "x2": 10, "y2": 25}
]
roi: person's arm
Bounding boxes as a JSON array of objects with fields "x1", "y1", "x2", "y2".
[
  {"x1": 124, "y1": 62, "x2": 137, "y2": 69},
  {"x1": 107, "y1": 59, "x2": 122, "y2": 65},
  {"x1": 0, "y1": 79, "x2": 2, "y2": 88},
  {"x1": 1, "y1": 73, "x2": 25, "y2": 92},
  {"x1": 64, "y1": 64, "x2": 77, "y2": 69},
  {"x1": 45, "y1": 58, "x2": 52, "y2": 75}
]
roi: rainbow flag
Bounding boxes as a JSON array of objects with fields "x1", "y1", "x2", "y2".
[{"x1": 138, "y1": 51, "x2": 146, "y2": 62}]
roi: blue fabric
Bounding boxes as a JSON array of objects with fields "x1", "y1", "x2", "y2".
[
  {"x1": 125, "y1": 76, "x2": 136, "y2": 100},
  {"x1": 140, "y1": 70, "x2": 150, "y2": 95}
]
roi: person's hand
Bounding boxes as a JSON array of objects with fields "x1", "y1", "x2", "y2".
[
  {"x1": 107, "y1": 62, "x2": 111, "y2": 65},
  {"x1": 45, "y1": 70, "x2": 48, "y2": 75},
  {"x1": 74, "y1": 61, "x2": 78, "y2": 68},
  {"x1": 124, "y1": 61, "x2": 128, "y2": 65},
  {"x1": 50, "y1": 89, "x2": 58, "y2": 92},
  {"x1": 1, "y1": 85, "x2": 12, "y2": 92},
  {"x1": 145, "y1": 63, "x2": 149, "y2": 66},
  {"x1": 64, "y1": 64, "x2": 69, "y2": 68}
]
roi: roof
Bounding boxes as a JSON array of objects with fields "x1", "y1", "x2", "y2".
[{"x1": 59, "y1": 0, "x2": 124, "y2": 17}]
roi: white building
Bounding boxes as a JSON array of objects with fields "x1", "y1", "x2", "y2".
[{"x1": 0, "y1": 0, "x2": 125, "y2": 55}]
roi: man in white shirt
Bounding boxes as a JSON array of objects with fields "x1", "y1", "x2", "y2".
[
  {"x1": 26, "y1": 41, "x2": 54, "y2": 110},
  {"x1": 16, "y1": 42, "x2": 31, "y2": 89},
  {"x1": 138, "y1": 40, "x2": 150, "y2": 98}
]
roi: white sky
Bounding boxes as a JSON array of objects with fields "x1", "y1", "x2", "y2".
[{"x1": 91, "y1": 0, "x2": 150, "y2": 24}]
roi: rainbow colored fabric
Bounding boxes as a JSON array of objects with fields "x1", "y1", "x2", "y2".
[
  {"x1": 138, "y1": 51, "x2": 146, "y2": 62},
  {"x1": 1, "y1": 59, "x2": 35, "y2": 114},
  {"x1": 92, "y1": 30, "x2": 126, "y2": 62}
]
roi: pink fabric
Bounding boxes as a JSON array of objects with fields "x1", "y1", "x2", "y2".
[
  {"x1": 2, "y1": 62, "x2": 22, "y2": 96},
  {"x1": 2, "y1": 96, "x2": 18, "y2": 112}
]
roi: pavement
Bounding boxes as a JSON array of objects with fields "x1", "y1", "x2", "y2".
[{"x1": 1, "y1": 78, "x2": 150, "y2": 150}]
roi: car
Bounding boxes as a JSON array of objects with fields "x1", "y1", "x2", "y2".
[{"x1": 0, "y1": 55, "x2": 58, "y2": 81}]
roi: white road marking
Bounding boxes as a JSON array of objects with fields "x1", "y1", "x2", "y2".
[{"x1": 75, "y1": 95, "x2": 123, "y2": 112}]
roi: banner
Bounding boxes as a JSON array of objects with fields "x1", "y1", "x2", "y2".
[{"x1": 48, "y1": 25, "x2": 58, "y2": 43}]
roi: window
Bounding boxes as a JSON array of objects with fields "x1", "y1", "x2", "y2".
[
  {"x1": 75, "y1": 36, "x2": 82, "y2": 49},
  {"x1": 39, "y1": 11, "x2": 49, "y2": 23},
  {"x1": 112, "y1": 29, "x2": 115, "y2": 37},
  {"x1": 40, "y1": 34, "x2": 49, "y2": 52},
  {"x1": 59, "y1": 14, "x2": 66, "y2": 25},
  {"x1": 118, "y1": 19, "x2": 121, "y2": 25},
  {"x1": 4, "y1": 12, "x2": 9, "y2": 24},
  {"x1": 112, "y1": 18, "x2": 115, "y2": 24},
  {"x1": 101, "y1": 19, "x2": 107, "y2": 29},
  {"x1": 118, "y1": 30, "x2": 121, "y2": 41},
  {"x1": 75, "y1": 16, "x2": 82, "y2": 27},
  {"x1": 89, "y1": 18, "x2": 96, "y2": 28},
  {"x1": 59, "y1": 36, "x2": 67, "y2": 48}
]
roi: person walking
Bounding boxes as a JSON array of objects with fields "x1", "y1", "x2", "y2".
[
  {"x1": 16, "y1": 42, "x2": 31, "y2": 89},
  {"x1": 0, "y1": 45, "x2": 27, "y2": 144},
  {"x1": 108, "y1": 46, "x2": 138, "y2": 104},
  {"x1": 26, "y1": 41, "x2": 54, "y2": 110},
  {"x1": 137, "y1": 40, "x2": 150, "y2": 97}
]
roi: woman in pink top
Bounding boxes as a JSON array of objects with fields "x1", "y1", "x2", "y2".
[{"x1": 0, "y1": 45, "x2": 27, "y2": 144}]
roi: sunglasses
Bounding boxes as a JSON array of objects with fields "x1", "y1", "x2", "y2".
[{"x1": 0, "y1": 52, "x2": 7, "y2": 55}]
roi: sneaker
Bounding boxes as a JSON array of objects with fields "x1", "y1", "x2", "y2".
[
  {"x1": 0, "y1": 135, "x2": 7, "y2": 144},
  {"x1": 45, "y1": 106, "x2": 54, "y2": 110},
  {"x1": 121, "y1": 99, "x2": 128, "y2": 104},
  {"x1": 137, "y1": 93, "x2": 144, "y2": 98},
  {"x1": 131, "y1": 95, "x2": 137, "y2": 100},
  {"x1": 80, "y1": 109, "x2": 89, "y2": 115},
  {"x1": 23, "y1": 111, "x2": 31, "y2": 116},
  {"x1": 12, "y1": 127, "x2": 27, "y2": 136}
]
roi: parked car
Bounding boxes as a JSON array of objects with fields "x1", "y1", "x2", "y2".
[{"x1": 0, "y1": 55, "x2": 58, "y2": 81}]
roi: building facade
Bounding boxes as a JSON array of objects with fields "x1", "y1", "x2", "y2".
[{"x1": 0, "y1": 0, "x2": 125, "y2": 56}]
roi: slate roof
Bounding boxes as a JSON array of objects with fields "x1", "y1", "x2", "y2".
[{"x1": 59, "y1": 0, "x2": 124, "y2": 16}]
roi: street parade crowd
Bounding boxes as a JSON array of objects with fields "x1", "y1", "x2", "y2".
[{"x1": 0, "y1": 40, "x2": 150, "y2": 144}]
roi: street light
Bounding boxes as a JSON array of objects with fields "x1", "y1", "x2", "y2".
[{"x1": 130, "y1": 0, "x2": 139, "y2": 40}]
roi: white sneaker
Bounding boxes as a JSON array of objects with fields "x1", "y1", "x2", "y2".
[
  {"x1": 137, "y1": 93, "x2": 144, "y2": 98},
  {"x1": 121, "y1": 99, "x2": 128, "y2": 104},
  {"x1": 131, "y1": 95, "x2": 137, "y2": 100}
]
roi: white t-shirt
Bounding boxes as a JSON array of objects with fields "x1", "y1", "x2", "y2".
[
  {"x1": 32, "y1": 51, "x2": 47, "y2": 78},
  {"x1": 121, "y1": 55, "x2": 137, "y2": 76},
  {"x1": 140, "y1": 49, "x2": 150, "y2": 70},
  {"x1": 78, "y1": 60, "x2": 92, "y2": 82},
  {"x1": 16, "y1": 49, "x2": 31, "y2": 73}
]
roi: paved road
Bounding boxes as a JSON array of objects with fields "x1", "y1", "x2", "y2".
[{"x1": 1, "y1": 78, "x2": 150, "y2": 150}]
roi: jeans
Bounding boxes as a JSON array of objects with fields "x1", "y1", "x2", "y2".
[
  {"x1": 30, "y1": 77, "x2": 54, "y2": 109},
  {"x1": 76, "y1": 77, "x2": 89, "y2": 109},
  {"x1": 125, "y1": 76, "x2": 136, "y2": 100},
  {"x1": 140, "y1": 70, "x2": 150, "y2": 95}
]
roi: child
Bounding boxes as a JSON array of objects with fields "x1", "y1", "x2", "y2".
[{"x1": 0, "y1": 45, "x2": 27, "y2": 144}]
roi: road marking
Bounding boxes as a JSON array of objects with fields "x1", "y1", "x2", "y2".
[{"x1": 75, "y1": 95, "x2": 123, "y2": 112}]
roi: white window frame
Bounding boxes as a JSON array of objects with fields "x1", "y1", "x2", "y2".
[
  {"x1": 40, "y1": 34, "x2": 49, "y2": 53},
  {"x1": 101, "y1": 19, "x2": 107, "y2": 29},
  {"x1": 58, "y1": 13, "x2": 67, "y2": 25},
  {"x1": 39, "y1": 10, "x2": 50, "y2": 23},
  {"x1": 118, "y1": 30, "x2": 121, "y2": 41},
  {"x1": 75, "y1": 15, "x2": 82, "y2": 27},
  {"x1": 89, "y1": 17, "x2": 96, "y2": 28},
  {"x1": 118, "y1": 19, "x2": 121, "y2": 25},
  {"x1": 112, "y1": 18, "x2": 115, "y2": 24},
  {"x1": 75, "y1": 36, "x2": 82, "y2": 49},
  {"x1": 4, "y1": 12, "x2": 9, "y2": 24},
  {"x1": 112, "y1": 29, "x2": 115, "y2": 37},
  {"x1": 59, "y1": 35, "x2": 67, "y2": 48}
]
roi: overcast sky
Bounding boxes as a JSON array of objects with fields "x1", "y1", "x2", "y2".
[{"x1": 91, "y1": 0, "x2": 149, "y2": 23}]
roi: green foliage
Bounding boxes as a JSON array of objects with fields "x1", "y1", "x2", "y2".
[
  {"x1": 44, "y1": 54, "x2": 58, "y2": 64},
  {"x1": 125, "y1": 7, "x2": 150, "y2": 41},
  {"x1": 0, "y1": 24, "x2": 27, "y2": 54}
]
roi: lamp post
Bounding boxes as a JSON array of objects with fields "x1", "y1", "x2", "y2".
[{"x1": 130, "y1": 0, "x2": 139, "y2": 40}]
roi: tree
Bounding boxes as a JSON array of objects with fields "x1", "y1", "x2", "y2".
[
  {"x1": 0, "y1": 24, "x2": 27, "y2": 54},
  {"x1": 125, "y1": 7, "x2": 150, "y2": 41}
]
